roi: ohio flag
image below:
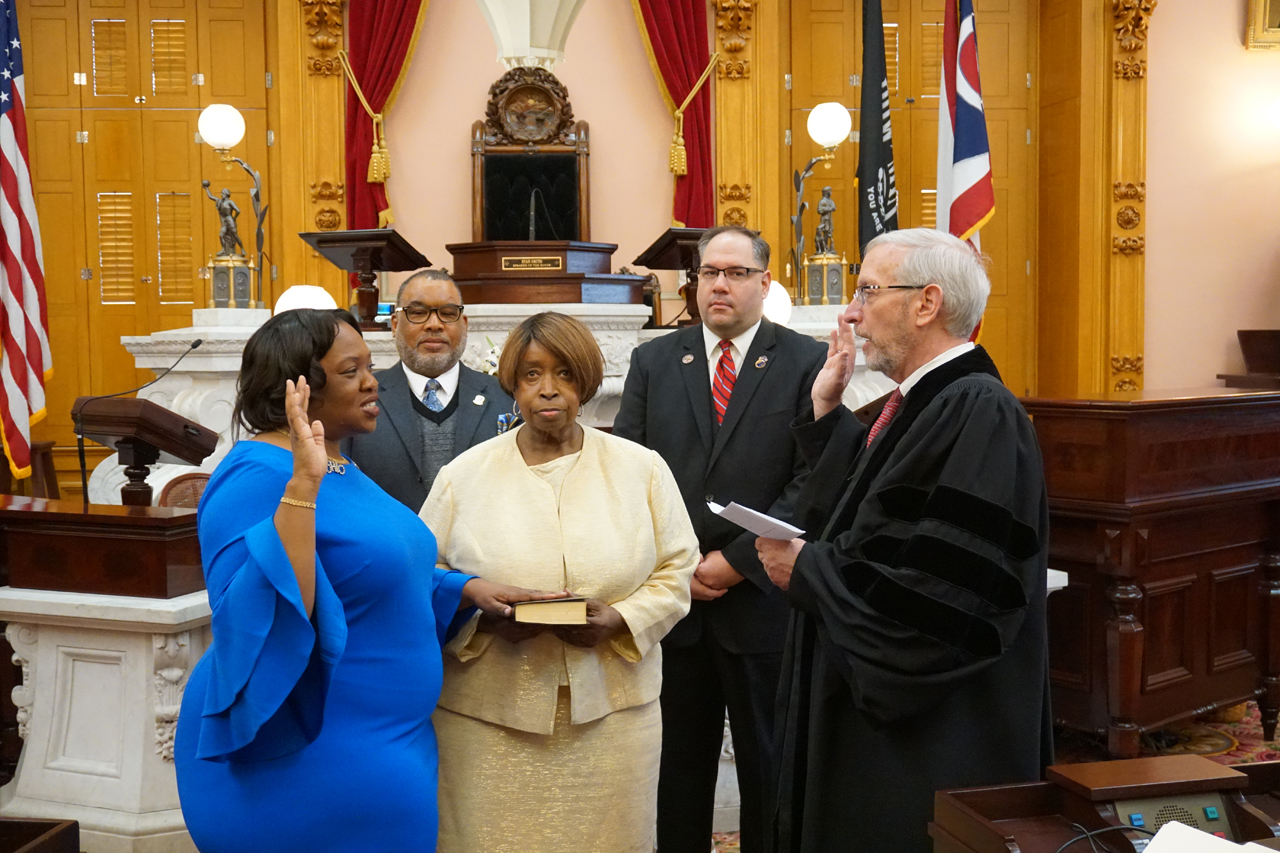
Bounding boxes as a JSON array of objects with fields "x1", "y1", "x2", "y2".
[{"x1": 936, "y1": 0, "x2": 994, "y2": 250}]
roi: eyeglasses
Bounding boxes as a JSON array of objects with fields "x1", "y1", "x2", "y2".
[
  {"x1": 696, "y1": 265, "x2": 765, "y2": 284},
  {"x1": 396, "y1": 304, "x2": 464, "y2": 325},
  {"x1": 853, "y1": 284, "x2": 924, "y2": 305}
]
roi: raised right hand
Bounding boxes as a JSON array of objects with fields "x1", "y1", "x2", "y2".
[
  {"x1": 813, "y1": 315, "x2": 857, "y2": 420},
  {"x1": 284, "y1": 376, "x2": 326, "y2": 498}
]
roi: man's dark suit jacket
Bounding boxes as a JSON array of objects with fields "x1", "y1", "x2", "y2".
[
  {"x1": 612, "y1": 319, "x2": 826, "y2": 654},
  {"x1": 342, "y1": 363, "x2": 512, "y2": 511}
]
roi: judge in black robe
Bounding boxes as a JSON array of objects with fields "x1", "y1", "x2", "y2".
[{"x1": 758, "y1": 229, "x2": 1053, "y2": 853}]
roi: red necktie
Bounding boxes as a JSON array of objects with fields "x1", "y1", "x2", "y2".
[
  {"x1": 712, "y1": 339, "x2": 736, "y2": 424},
  {"x1": 866, "y1": 389, "x2": 903, "y2": 447}
]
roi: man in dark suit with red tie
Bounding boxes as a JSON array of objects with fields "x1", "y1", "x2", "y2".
[{"x1": 612, "y1": 225, "x2": 826, "y2": 853}]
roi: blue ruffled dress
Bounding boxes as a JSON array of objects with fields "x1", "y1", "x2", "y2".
[{"x1": 174, "y1": 441, "x2": 472, "y2": 852}]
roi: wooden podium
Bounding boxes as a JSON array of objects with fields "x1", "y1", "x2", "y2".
[
  {"x1": 447, "y1": 240, "x2": 650, "y2": 304},
  {"x1": 1022, "y1": 388, "x2": 1280, "y2": 759}
]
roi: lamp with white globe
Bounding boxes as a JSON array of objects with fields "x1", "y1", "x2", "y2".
[
  {"x1": 790, "y1": 102, "x2": 853, "y2": 307},
  {"x1": 197, "y1": 103, "x2": 268, "y2": 310}
]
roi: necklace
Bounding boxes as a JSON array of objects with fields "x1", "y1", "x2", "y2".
[{"x1": 273, "y1": 428, "x2": 350, "y2": 475}]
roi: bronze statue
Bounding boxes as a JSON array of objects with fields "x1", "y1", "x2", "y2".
[
  {"x1": 202, "y1": 181, "x2": 245, "y2": 257},
  {"x1": 814, "y1": 186, "x2": 836, "y2": 256}
]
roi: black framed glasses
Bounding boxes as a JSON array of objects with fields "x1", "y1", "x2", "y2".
[
  {"x1": 696, "y1": 265, "x2": 766, "y2": 284},
  {"x1": 396, "y1": 304, "x2": 464, "y2": 324},
  {"x1": 853, "y1": 284, "x2": 924, "y2": 305}
]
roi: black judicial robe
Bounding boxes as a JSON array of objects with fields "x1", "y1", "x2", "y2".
[{"x1": 771, "y1": 346, "x2": 1053, "y2": 853}]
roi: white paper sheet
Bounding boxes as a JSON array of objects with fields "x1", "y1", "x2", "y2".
[{"x1": 707, "y1": 501, "x2": 804, "y2": 540}]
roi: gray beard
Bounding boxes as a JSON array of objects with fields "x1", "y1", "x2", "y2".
[{"x1": 397, "y1": 330, "x2": 467, "y2": 378}]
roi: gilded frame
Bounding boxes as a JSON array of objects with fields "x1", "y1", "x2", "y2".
[{"x1": 1247, "y1": 0, "x2": 1280, "y2": 49}]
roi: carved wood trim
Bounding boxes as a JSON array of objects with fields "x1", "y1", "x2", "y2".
[
  {"x1": 1113, "y1": 0, "x2": 1157, "y2": 52},
  {"x1": 1110, "y1": 355, "x2": 1144, "y2": 374},
  {"x1": 716, "y1": 0, "x2": 754, "y2": 53},
  {"x1": 481, "y1": 68, "x2": 577, "y2": 146},
  {"x1": 1112, "y1": 236, "x2": 1145, "y2": 255},
  {"x1": 301, "y1": 0, "x2": 344, "y2": 52},
  {"x1": 718, "y1": 183, "x2": 752, "y2": 203}
]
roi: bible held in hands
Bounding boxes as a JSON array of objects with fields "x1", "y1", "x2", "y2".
[{"x1": 511, "y1": 596, "x2": 588, "y2": 625}]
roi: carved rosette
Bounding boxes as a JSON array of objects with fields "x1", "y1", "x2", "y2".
[
  {"x1": 315, "y1": 208, "x2": 341, "y2": 231},
  {"x1": 1113, "y1": 0, "x2": 1156, "y2": 52},
  {"x1": 723, "y1": 207, "x2": 748, "y2": 227},
  {"x1": 154, "y1": 632, "x2": 191, "y2": 762},
  {"x1": 6, "y1": 624, "x2": 36, "y2": 740},
  {"x1": 483, "y1": 68, "x2": 577, "y2": 146},
  {"x1": 716, "y1": 0, "x2": 755, "y2": 53},
  {"x1": 1116, "y1": 206, "x2": 1140, "y2": 229},
  {"x1": 1114, "y1": 378, "x2": 1139, "y2": 391},
  {"x1": 1112, "y1": 236, "x2": 1145, "y2": 255},
  {"x1": 718, "y1": 183, "x2": 752, "y2": 203}
]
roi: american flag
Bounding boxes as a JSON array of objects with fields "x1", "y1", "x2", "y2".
[
  {"x1": 0, "y1": 1, "x2": 50, "y2": 480},
  {"x1": 936, "y1": 0, "x2": 995, "y2": 251}
]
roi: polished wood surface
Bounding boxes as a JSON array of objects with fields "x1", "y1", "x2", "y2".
[
  {"x1": 448, "y1": 241, "x2": 649, "y2": 304},
  {"x1": 0, "y1": 496, "x2": 202, "y2": 598},
  {"x1": 1048, "y1": 755, "x2": 1247, "y2": 801},
  {"x1": 1025, "y1": 389, "x2": 1280, "y2": 758},
  {"x1": 932, "y1": 756, "x2": 1280, "y2": 853}
]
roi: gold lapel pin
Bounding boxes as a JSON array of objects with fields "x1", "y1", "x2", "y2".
[
  {"x1": 755, "y1": 356, "x2": 769, "y2": 368},
  {"x1": 682, "y1": 354, "x2": 695, "y2": 364},
  {"x1": 473, "y1": 395, "x2": 485, "y2": 405}
]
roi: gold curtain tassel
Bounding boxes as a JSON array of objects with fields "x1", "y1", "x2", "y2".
[
  {"x1": 669, "y1": 113, "x2": 688, "y2": 176},
  {"x1": 378, "y1": 207, "x2": 395, "y2": 227}
]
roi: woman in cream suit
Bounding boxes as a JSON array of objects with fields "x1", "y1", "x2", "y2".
[{"x1": 420, "y1": 312, "x2": 698, "y2": 853}]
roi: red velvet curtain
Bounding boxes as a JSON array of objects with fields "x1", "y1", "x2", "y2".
[
  {"x1": 344, "y1": 0, "x2": 424, "y2": 236},
  {"x1": 634, "y1": 0, "x2": 714, "y2": 228}
]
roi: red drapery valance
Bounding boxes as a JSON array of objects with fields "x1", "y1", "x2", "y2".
[
  {"x1": 344, "y1": 0, "x2": 427, "y2": 239},
  {"x1": 632, "y1": 0, "x2": 714, "y2": 228}
]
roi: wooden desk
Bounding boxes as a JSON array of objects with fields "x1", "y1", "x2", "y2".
[
  {"x1": 0, "y1": 496, "x2": 201, "y2": 599},
  {"x1": 1022, "y1": 389, "x2": 1280, "y2": 758}
]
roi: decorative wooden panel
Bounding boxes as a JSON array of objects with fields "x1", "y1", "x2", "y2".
[
  {"x1": 196, "y1": 0, "x2": 265, "y2": 109},
  {"x1": 24, "y1": 1, "x2": 80, "y2": 109},
  {"x1": 95, "y1": 192, "x2": 135, "y2": 303},
  {"x1": 142, "y1": 109, "x2": 204, "y2": 325},
  {"x1": 79, "y1": 0, "x2": 139, "y2": 108},
  {"x1": 155, "y1": 193, "x2": 194, "y2": 304},
  {"x1": 142, "y1": 0, "x2": 198, "y2": 110}
]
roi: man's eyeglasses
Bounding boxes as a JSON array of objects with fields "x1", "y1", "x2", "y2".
[
  {"x1": 696, "y1": 265, "x2": 765, "y2": 284},
  {"x1": 853, "y1": 284, "x2": 924, "y2": 305},
  {"x1": 396, "y1": 304, "x2": 464, "y2": 324}
]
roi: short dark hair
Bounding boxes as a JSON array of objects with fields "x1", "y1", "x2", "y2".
[
  {"x1": 396, "y1": 268, "x2": 460, "y2": 307},
  {"x1": 232, "y1": 308, "x2": 362, "y2": 436},
  {"x1": 696, "y1": 225, "x2": 771, "y2": 270},
  {"x1": 496, "y1": 312, "x2": 604, "y2": 404}
]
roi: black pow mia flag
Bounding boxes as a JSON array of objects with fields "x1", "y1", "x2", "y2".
[{"x1": 857, "y1": 0, "x2": 900, "y2": 251}]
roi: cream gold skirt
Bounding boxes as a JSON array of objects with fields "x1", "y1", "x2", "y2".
[{"x1": 434, "y1": 688, "x2": 660, "y2": 853}]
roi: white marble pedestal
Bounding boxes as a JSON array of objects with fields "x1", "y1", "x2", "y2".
[{"x1": 0, "y1": 588, "x2": 211, "y2": 853}]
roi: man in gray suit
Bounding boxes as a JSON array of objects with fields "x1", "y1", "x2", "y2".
[{"x1": 343, "y1": 269, "x2": 512, "y2": 510}]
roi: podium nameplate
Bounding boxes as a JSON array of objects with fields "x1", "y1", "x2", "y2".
[{"x1": 502, "y1": 256, "x2": 563, "y2": 271}]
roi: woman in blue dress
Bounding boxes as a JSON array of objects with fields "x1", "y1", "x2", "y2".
[{"x1": 174, "y1": 308, "x2": 554, "y2": 852}]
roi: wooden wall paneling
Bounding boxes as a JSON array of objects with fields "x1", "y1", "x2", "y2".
[
  {"x1": 27, "y1": 110, "x2": 90, "y2": 451},
  {"x1": 1106, "y1": 0, "x2": 1151, "y2": 393},
  {"x1": 269, "y1": 0, "x2": 346, "y2": 308},
  {"x1": 195, "y1": 0, "x2": 265, "y2": 110},
  {"x1": 78, "y1": 0, "x2": 140, "y2": 109},
  {"x1": 81, "y1": 108, "x2": 149, "y2": 394},
  {"x1": 24, "y1": 0, "x2": 81, "y2": 110},
  {"x1": 141, "y1": 109, "x2": 205, "y2": 328},
  {"x1": 716, "y1": 1, "x2": 762, "y2": 244},
  {"x1": 139, "y1": 0, "x2": 199, "y2": 110}
]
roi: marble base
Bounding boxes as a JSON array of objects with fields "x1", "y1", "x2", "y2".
[{"x1": 0, "y1": 589, "x2": 211, "y2": 853}]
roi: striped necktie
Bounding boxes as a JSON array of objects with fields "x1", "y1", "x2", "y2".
[
  {"x1": 424, "y1": 379, "x2": 445, "y2": 412},
  {"x1": 865, "y1": 388, "x2": 903, "y2": 447},
  {"x1": 712, "y1": 339, "x2": 736, "y2": 424}
]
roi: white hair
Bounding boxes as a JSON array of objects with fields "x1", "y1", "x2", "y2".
[{"x1": 864, "y1": 229, "x2": 991, "y2": 338}]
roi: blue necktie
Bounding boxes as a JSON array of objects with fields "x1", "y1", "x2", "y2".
[{"x1": 424, "y1": 379, "x2": 444, "y2": 412}]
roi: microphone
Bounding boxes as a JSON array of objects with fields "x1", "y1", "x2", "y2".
[
  {"x1": 529, "y1": 191, "x2": 537, "y2": 241},
  {"x1": 73, "y1": 338, "x2": 204, "y2": 504}
]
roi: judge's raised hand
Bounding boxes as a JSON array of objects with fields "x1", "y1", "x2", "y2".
[
  {"x1": 813, "y1": 315, "x2": 858, "y2": 420},
  {"x1": 284, "y1": 377, "x2": 326, "y2": 498},
  {"x1": 551, "y1": 599, "x2": 626, "y2": 648},
  {"x1": 756, "y1": 536, "x2": 805, "y2": 591}
]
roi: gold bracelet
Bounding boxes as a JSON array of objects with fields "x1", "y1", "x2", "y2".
[{"x1": 280, "y1": 496, "x2": 317, "y2": 510}]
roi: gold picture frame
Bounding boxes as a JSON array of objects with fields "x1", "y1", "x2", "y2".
[{"x1": 1248, "y1": 0, "x2": 1280, "y2": 49}]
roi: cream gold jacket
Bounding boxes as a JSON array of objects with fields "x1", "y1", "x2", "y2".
[{"x1": 420, "y1": 425, "x2": 698, "y2": 735}]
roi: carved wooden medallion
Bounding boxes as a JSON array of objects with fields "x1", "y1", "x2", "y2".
[{"x1": 483, "y1": 68, "x2": 576, "y2": 146}]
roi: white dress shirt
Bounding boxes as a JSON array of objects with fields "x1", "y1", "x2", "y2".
[
  {"x1": 702, "y1": 319, "x2": 762, "y2": 387},
  {"x1": 402, "y1": 360, "x2": 461, "y2": 408},
  {"x1": 897, "y1": 342, "x2": 976, "y2": 398}
]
